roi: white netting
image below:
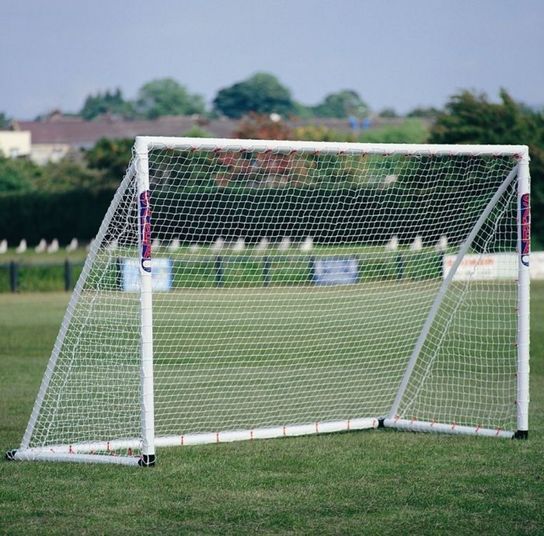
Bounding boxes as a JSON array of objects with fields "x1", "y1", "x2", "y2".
[{"x1": 21, "y1": 140, "x2": 522, "y2": 458}]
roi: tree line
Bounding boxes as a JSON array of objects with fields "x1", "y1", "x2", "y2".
[
  {"x1": 76, "y1": 73, "x2": 378, "y2": 121},
  {"x1": 42, "y1": 72, "x2": 417, "y2": 122},
  {"x1": 0, "y1": 72, "x2": 446, "y2": 125}
]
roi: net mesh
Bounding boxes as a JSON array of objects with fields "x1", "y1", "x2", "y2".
[{"x1": 23, "y1": 141, "x2": 521, "y2": 456}]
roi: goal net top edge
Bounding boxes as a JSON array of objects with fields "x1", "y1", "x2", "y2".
[{"x1": 134, "y1": 136, "x2": 529, "y2": 159}]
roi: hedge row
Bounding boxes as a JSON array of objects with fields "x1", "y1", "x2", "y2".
[
  {"x1": 0, "y1": 189, "x2": 115, "y2": 244},
  {"x1": 151, "y1": 187, "x2": 498, "y2": 246},
  {"x1": 0, "y1": 185, "x2": 514, "y2": 251}
]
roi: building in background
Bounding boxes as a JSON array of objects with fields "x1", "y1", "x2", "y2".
[
  {"x1": 0, "y1": 130, "x2": 31, "y2": 158},
  {"x1": 8, "y1": 112, "x2": 404, "y2": 165},
  {"x1": 12, "y1": 113, "x2": 239, "y2": 164}
]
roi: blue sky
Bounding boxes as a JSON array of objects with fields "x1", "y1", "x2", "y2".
[{"x1": 2, "y1": 0, "x2": 543, "y2": 119}]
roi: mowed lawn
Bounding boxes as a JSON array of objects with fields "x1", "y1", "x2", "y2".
[{"x1": 0, "y1": 286, "x2": 543, "y2": 534}]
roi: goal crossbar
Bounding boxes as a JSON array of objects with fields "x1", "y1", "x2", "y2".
[{"x1": 138, "y1": 135, "x2": 528, "y2": 157}]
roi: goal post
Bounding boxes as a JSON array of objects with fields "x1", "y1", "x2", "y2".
[
  {"x1": 6, "y1": 137, "x2": 530, "y2": 466},
  {"x1": 516, "y1": 155, "x2": 531, "y2": 439},
  {"x1": 135, "y1": 136, "x2": 156, "y2": 466}
]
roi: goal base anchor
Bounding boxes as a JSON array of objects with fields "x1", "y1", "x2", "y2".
[
  {"x1": 513, "y1": 430, "x2": 528, "y2": 440},
  {"x1": 138, "y1": 454, "x2": 156, "y2": 467}
]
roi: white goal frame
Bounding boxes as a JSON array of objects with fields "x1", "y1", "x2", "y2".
[{"x1": 7, "y1": 137, "x2": 530, "y2": 466}]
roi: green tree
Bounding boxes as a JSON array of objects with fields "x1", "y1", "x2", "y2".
[
  {"x1": 0, "y1": 112, "x2": 10, "y2": 129},
  {"x1": 312, "y1": 90, "x2": 369, "y2": 118},
  {"x1": 291, "y1": 101, "x2": 315, "y2": 119},
  {"x1": 36, "y1": 159, "x2": 101, "y2": 192},
  {"x1": 0, "y1": 156, "x2": 40, "y2": 192},
  {"x1": 80, "y1": 88, "x2": 135, "y2": 120},
  {"x1": 213, "y1": 72, "x2": 295, "y2": 119},
  {"x1": 378, "y1": 107, "x2": 399, "y2": 118},
  {"x1": 359, "y1": 119, "x2": 429, "y2": 144},
  {"x1": 136, "y1": 78, "x2": 205, "y2": 119},
  {"x1": 430, "y1": 89, "x2": 544, "y2": 245},
  {"x1": 85, "y1": 138, "x2": 134, "y2": 188},
  {"x1": 406, "y1": 106, "x2": 441, "y2": 119},
  {"x1": 182, "y1": 125, "x2": 213, "y2": 138}
]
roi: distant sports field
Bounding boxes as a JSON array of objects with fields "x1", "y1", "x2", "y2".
[{"x1": 1, "y1": 285, "x2": 543, "y2": 533}]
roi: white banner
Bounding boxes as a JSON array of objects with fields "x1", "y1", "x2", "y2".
[
  {"x1": 313, "y1": 257, "x2": 358, "y2": 285},
  {"x1": 443, "y1": 253, "x2": 517, "y2": 281},
  {"x1": 443, "y1": 252, "x2": 544, "y2": 281},
  {"x1": 121, "y1": 258, "x2": 172, "y2": 292},
  {"x1": 531, "y1": 252, "x2": 544, "y2": 280}
]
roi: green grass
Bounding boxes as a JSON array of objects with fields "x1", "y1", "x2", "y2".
[
  {"x1": 0, "y1": 246, "x2": 445, "y2": 293},
  {"x1": 1, "y1": 288, "x2": 543, "y2": 534},
  {"x1": 0, "y1": 248, "x2": 87, "y2": 264},
  {"x1": 0, "y1": 247, "x2": 85, "y2": 292}
]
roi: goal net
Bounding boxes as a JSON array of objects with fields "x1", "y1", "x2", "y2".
[{"x1": 8, "y1": 137, "x2": 530, "y2": 466}]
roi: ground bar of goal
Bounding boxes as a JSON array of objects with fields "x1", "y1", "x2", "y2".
[
  {"x1": 12, "y1": 418, "x2": 379, "y2": 458},
  {"x1": 12, "y1": 451, "x2": 141, "y2": 465},
  {"x1": 9, "y1": 416, "x2": 516, "y2": 464},
  {"x1": 384, "y1": 418, "x2": 514, "y2": 438}
]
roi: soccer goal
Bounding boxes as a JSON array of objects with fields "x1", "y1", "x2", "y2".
[{"x1": 7, "y1": 137, "x2": 530, "y2": 466}]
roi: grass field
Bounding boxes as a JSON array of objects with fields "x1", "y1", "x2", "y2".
[
  {"x1": 0, "y1": 245, "x2": 443, "y2": 292},
  {"x1": 1, "y1": 286, "x2": 543, "y2": 534}
]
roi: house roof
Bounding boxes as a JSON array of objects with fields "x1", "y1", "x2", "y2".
[
  {"x1": 13, "y1": 115, "x2": 239, "y2": 146},
  {"x1": 12, "y1": 114, "x2": 409, "y2": 147}
]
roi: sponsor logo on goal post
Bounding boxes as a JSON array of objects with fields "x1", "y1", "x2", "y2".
[
  {"x1": 521, "y1": 193, "x2": 530, "y2": 267},
  {"x1": 140, "y1": 190, "x2": 151, "y2": 272}
]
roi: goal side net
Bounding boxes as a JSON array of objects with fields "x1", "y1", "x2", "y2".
[{"x1": 8, "y1": 137, "x2": 530, "y2": 466}]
